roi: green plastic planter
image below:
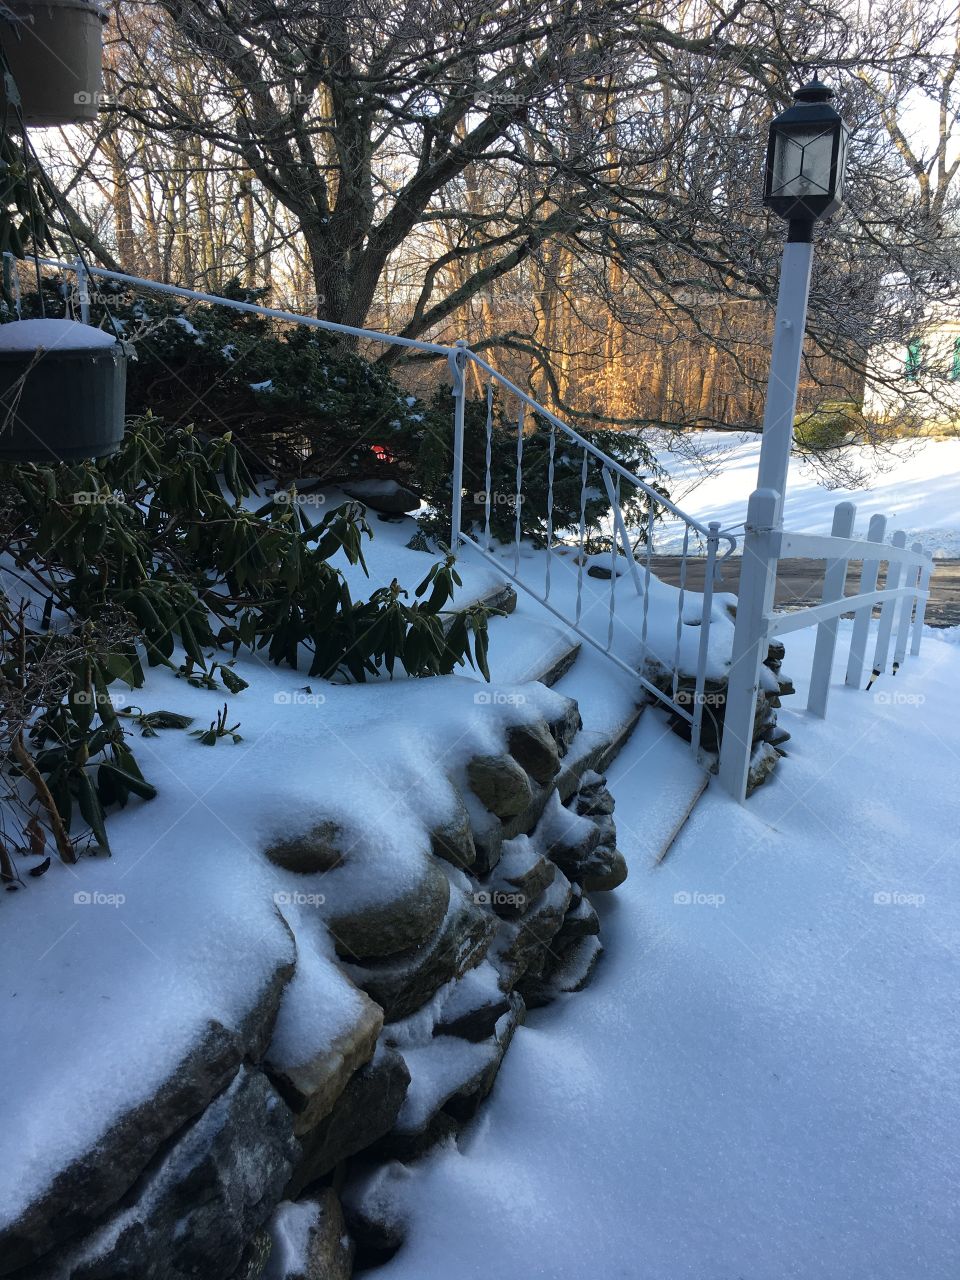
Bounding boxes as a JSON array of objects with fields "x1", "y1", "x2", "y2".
[
  {"x1": 0, "y1": 0, "x2": 106, "y2": 127},
  {"x1": 0, "y1": 320, "x2": 126, "y2": 462}
]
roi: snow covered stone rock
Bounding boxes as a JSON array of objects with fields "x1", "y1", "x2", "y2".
[
  {"x1": 286, "y1": 1047, "x2": 411, "y2": 1196},
  {"x1": 264, "y1": 1191, "x2": 353, "y2": 1280},
  {"x1": 466, "y1": 752, "x2": 534, "y2": 820},
  {"x1": 433, "y1": 961, "x2": 511, "y2": 1041},
  {"x1": 381, "y1": 993, "x2": 525, "y2": 1159},
  {"x1": 485, "y1": 833, "x2": 555, "y2": 917},
  {"x1": 264, "y1": 821, "x2": 344, "y2": 875},
  {"x1": 344, "y1": 889, "x2": 495, "y2": 1021},
  {"x1": 543, "y1": 694, "x2": 582, "y2": 755},
  {"x1": 746, "y1": 740, "x2": 781, "y2": 796},
  {"x1": 265, "y1": 980, "x2": 383, "y2": 1137},
  {"x1": 28, "y1": 1068, "x2": 298, "y2": 1280},
  {"x1": 340, "y1": 479, "x2": 420, "y2": 515},
  {"x1": 506, "y1": 718, "x2": 561, "y2": 785},
  {"x1": 491, "y1": 866, "x2": 572, "y2": 992},
  {"x1": 324, "y1": 855, "x2": 450, "y2": 961},
  {"x1": 537, "y1": 790, "x2": 602, "y2": 878},
  {"x1": 579, "y1": 845, "x2": 628, "y2": 892},
  {"x1": 427, "y1": 793, "x2": 477, "y2": 871},
  {"x1": 341, "y1": 1161, "x2": 412, "y2": 1267},
  {"x1": 0, "y1": 950, "x2": 294, "y2": 1275}
]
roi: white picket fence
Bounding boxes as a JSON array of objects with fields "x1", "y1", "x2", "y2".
[{"x1": 718, "y1": 487, "x2": 933, "y2": 801}]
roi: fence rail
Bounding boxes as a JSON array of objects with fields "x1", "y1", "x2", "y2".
[{"x1": 718, "y1": 488, "x2": 932, "y2": 801}]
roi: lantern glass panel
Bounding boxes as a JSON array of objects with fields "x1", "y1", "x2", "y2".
[{"x1": 769, "y1": 127, "x2": 836, "y2": 202}]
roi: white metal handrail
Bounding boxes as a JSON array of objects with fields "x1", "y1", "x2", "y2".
[
  {"x1": 14, "y1": 254, "x2": 731, "y2": 761},
  {"x1": 22, "y1": 255, "x2": 457, "y2": 354},
  {"x1": 451, "y1": 351, "x2": 727, "y2": 751},
  {"x1": 463, "y1": 350, "x2": 737, "y2": 555}
]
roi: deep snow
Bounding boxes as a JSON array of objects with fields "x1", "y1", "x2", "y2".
[{"x1": 376, "y1": 621, "x2": 960, "y2": 1280}]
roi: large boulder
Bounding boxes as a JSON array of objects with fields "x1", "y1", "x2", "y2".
[
  {"x1": 0, "y1": 948, "x2": 294, "y2": 1276},
  {"x1": 466, "y1": 753, "x2": 535, "y2": 820},
  {"x1": 325, "y1": 857, "x2": 450, "y2": 961},
  {"x1": 34, "y1": 1069, "x2": 298, "y2": 1280},
  {"x1": 345, "y1": 890, "x2": 495, "y2": 1022}
]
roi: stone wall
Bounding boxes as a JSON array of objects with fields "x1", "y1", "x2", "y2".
[{"x1": 6, "y1": 692, "x2": 628, "y2": 1280}]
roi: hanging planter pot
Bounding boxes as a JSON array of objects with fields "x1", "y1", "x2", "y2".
[
  {"x1": 0, "y1": 318, "x2": 126, "y2": 462},
  {"x1": 0, "y1": 0, "x2": 106, "y2": 127}
]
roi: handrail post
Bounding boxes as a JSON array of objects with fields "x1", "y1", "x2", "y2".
[
  {"x1": 868, "y1": 530, "x2": 907, "y2": 688},
  {"x1": 807, "y1": 501, "x2": 856, "y2": 717},
  {"x1": 449, "y1": 339, "x2": 468, "y2": 549},
  {"x1": 600, "y1": 466, "x2": 644, "y2": 596},
  {"x1": 75, "y1": 256, "x2": 90, "y2": 324},
  {"x1": 691, "y1": 521, "x2": 721, "y2": 761},
  {"x1": 845, "y1": 512, "x2": 887, "y2": 688},
  {"x1": 718, "y1": 488, "x2": 780, "y2": 802},
  {"x1": 911, "y1": 557, "x2": 932, "y2": 656}
]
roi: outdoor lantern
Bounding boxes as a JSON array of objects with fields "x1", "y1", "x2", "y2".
[
  {"x1": 0, "y1": 318, "x2": 126, "y2": 462},
  {"x1": 763, "y1": 80, "x2": 850, "y2": 232}
]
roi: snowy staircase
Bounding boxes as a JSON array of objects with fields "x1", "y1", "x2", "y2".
[{"x1": 464, "y1": 574, "x2": 709, "y2": 867}]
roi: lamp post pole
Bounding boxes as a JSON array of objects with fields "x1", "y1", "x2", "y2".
[
  {"x1": 718, "y1": 79, "x2": 849, "y2": 801},
  {"x1": 717, "y1": 222, "x2": 813, "y2": 801},
  {"x1": 755, "y1": 224, "x2": 814, "y2": 525}
]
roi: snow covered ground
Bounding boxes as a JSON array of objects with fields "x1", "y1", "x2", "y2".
[
  {"x1": 376, "y1": 621, "x2": 960, "y2": 1280},
  {"x1": 653, "y1": 432, "x2": 960, "y2": 558}
]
